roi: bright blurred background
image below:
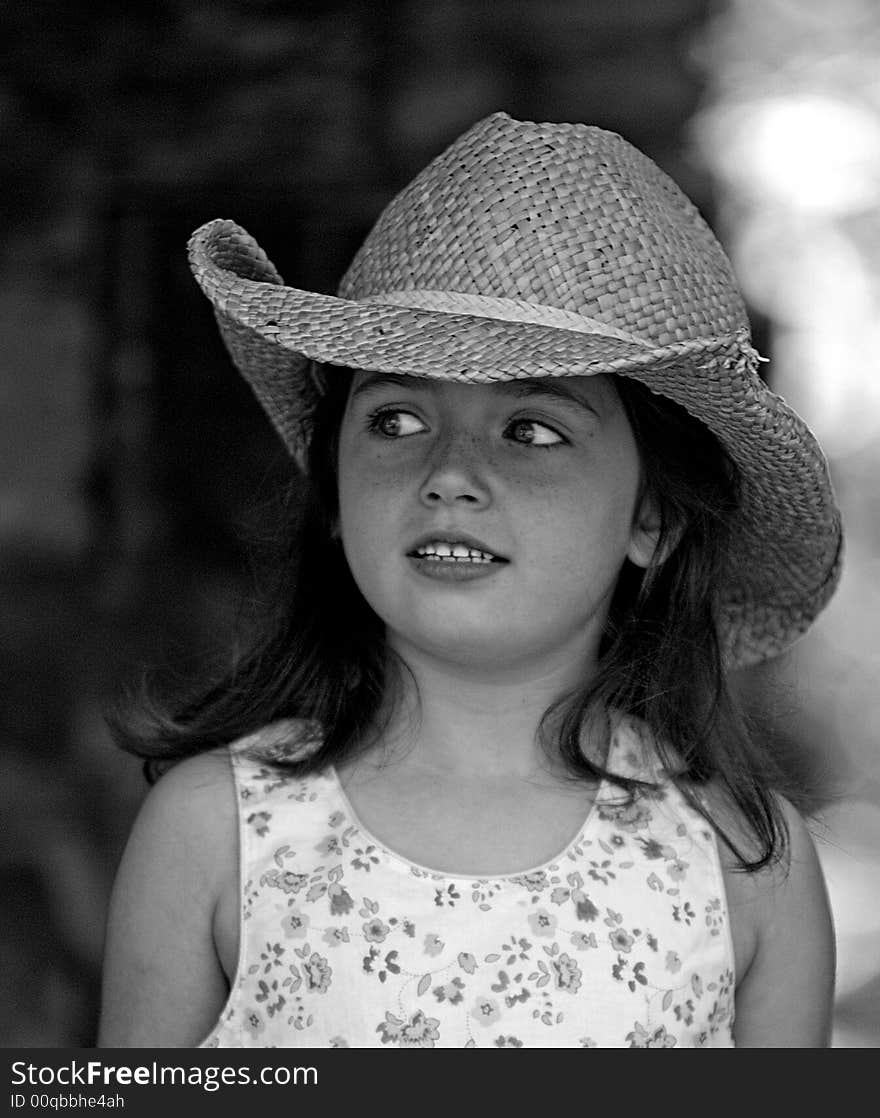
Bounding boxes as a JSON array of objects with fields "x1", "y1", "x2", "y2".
[{"x1": 2, "y1": 0, "x2": 878, "y2": 1047}]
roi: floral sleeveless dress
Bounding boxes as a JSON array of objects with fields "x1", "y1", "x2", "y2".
[{"x1": 200, "y1": 718, "x2": 735, "y2": 1048}]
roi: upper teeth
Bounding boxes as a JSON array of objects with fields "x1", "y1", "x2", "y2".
[{"x1": 415, "y1": 542, "x2": 496, "y2": 562}]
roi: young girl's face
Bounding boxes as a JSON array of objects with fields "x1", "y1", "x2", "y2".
[{"x1": 336, "y1": 372, "x2": 656, "y2": 681}]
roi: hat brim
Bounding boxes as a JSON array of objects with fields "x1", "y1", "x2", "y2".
[
  {"x1": 190, "y1": 218, "x2": 732, "y2": 452},
  {"x1": 189, "y1": 220, "x2": 843, "y2": 670}
]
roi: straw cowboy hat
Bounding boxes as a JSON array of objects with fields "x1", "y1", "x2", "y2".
[{"x1": 187, "y1": 111, "x2": 842, "y2": 668}]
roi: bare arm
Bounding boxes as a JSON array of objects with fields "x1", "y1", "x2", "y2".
[
  {"x1": 97, "y1": 750, "x2": 237, "y2": 1047},
  {"x1": 728, "y1": 797, "x2": 836, "y2": 1047}
]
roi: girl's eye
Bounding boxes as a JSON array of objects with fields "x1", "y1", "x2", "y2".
[
  {"x1": 367, "y1": 408, "x2": 428, "y2": 438},
  {"x1": 505, "y1": 418, "x2": 566, "y2": 447}
]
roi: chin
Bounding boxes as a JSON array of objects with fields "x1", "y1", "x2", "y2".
[
  {"x1": 397, "y1": 625, "x2": 570, "y2": 677},
  {"x1": 405, "y1": 627, "x2": 502, "y2": 664}
]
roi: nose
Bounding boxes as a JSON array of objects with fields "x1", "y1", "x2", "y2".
[{"x1": 419, "y1": 431, "x2": 492, "y2": 508}]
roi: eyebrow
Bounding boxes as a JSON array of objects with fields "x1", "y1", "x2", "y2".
[
  {"x1": 500, "y1": 379, "x2": 603, "y2": 415},
  {"x1": 349, "y1": 371, "x2": 604, "y2": 416},
  {"x1": 348, "y1": 372, "x2": 428, "y2": 402}
]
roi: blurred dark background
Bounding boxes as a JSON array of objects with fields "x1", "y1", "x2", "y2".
[{"x1": 2, "y1": 0, "x2": 878, "y2": 1047}]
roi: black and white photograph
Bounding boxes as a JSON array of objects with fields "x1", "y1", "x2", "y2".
[{"x1": 2, "y1": 0, "x2": 878, "y2": 1064}]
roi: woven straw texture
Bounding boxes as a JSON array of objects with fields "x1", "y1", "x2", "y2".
[{"x1": 187, "y1": 112, "x2": 842, "y2": 668}]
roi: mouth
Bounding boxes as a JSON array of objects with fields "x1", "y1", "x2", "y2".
[{"x1": 406, "y1": 534, "x2": 509, "y2": 565}]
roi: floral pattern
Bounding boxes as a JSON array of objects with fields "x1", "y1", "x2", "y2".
[{"x1": 201, "y1": 718, "x2": 735, "y2": 1048}]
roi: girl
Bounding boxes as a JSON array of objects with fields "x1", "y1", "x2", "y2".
[{"x1": 98, "y1": 112, "x2": 842, "y2": 1048}]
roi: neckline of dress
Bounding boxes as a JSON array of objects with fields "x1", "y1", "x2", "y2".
[{"x1": 326, "y1": 724, "x2": 634, "y2": 883}]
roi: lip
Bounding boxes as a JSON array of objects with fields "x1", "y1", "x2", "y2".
[
  {"x1": 408, "y1": 554, "x2": 503, "y2": 581},
  {"x1": 406, "y1": 530, "x2": 509, "y2": 563}
]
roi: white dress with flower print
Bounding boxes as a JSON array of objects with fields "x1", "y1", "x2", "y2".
[{"x1": 199, "y1": 718, "x2": 735, "y2": 1048}]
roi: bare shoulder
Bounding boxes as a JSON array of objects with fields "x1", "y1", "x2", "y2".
[
  {"x1": 703, "y1": 784, "x2": 835, "y2": 1047},
  {"x1": 114, "y1": 750, "x2": 238, "y2": 903},
  {"x1": 98, "y1": 749, "x2": 238, "y2": 1048},
  {"x1": 132, "y1": 749, "x2": 237, "y2": 854}
]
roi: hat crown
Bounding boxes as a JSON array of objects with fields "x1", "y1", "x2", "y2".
[{"x1": 338, "y1": 113, "x2": 747, "y2": 347}]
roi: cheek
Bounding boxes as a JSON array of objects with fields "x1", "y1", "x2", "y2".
[
  {"x1": 339, "y1": 448, "x2": 406, "y2": 527},
  {"x1": 338, "y1": 442, "x2": 374, "y2": 570},
  {"x1": 339, "y1": 477, "x2": 382, "y2": 557},
  {"x1": 524, "y1": 458, "x2": 640, "y2": 553},
  {"x1": 338, "y1": 431, "x2": 378, "y2": 522},
  {"x1": 337, "y1": 453, "x2": 407, "y2": 597}
]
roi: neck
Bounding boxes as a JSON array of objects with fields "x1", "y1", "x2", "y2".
[{"x1": 371, "y1": 639, "x2": 599, "y2": 782}]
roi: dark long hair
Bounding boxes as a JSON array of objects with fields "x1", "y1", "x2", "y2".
[{"x1": 108, "y1": 365, "x2": 792, "y2": 870}]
